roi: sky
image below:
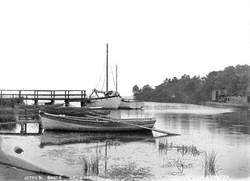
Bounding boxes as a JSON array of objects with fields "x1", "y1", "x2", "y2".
[{"x1": 0, "y1": 0, "x2": 249, "y2": 96}]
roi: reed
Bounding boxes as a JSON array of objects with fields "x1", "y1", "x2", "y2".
[
  {"x1": 106, "y1": 162, "x2": 152, "y2": 180},
  {"x1": 176, "y1": 145, "x2": 201, "y2": 157},
  {"x1": 204, "y1": 151, "x2": 217, "y2": 177},
  {"x1": 88, "y1": 157, "x2": 99, "y2": 176},
  {"x1": 158, "y1": 139, "x2": 200, "y2": 157}
]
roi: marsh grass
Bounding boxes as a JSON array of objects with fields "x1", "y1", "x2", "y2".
[
  {"x1": 204, "y1": 151, "x2": 217, "y2": 177},
  {"x1": 158, "y1": 139, "x2": 173, "y2": 154},
  {"x1": 162, "y1": 158, "x2": 193, "y2": 176},
  {"x1": 82, "y1": 156, "x2": 100, "y2": 177},
  {"x1": 106, "y1": 162, "x2": 152, "y2": 180},
  {"x1": 176, "y1": 145, "x2": 201, "y2": 157},
  {"x1": 158, "y1": 139, "x2": 200, "y2": 157}
]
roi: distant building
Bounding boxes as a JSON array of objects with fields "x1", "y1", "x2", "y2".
[
  {"x1": 247, "y1": 84, "x2": 250, "y2": 103},
  {"x1": 211, "y1": 88, "x2": 227, "y2": 102},
  {"x1": 211, "y1": 87, "x2": 250, "y2": 106}
]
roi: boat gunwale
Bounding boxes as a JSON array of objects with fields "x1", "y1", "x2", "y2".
[
  {"x1": 40, "y1": 112, "x2": 156, "y2": 128},
  {"x1": 42, "y1": 112, "x2": 155, "y2": 122}
]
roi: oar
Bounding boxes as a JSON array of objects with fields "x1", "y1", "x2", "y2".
[{"x1": 85, "y1": 115, "x2": 180, "y2": 135}]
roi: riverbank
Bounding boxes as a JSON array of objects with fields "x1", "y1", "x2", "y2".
[{"x1": 205, "y1": 101, "x2": 250, "y2": 109}]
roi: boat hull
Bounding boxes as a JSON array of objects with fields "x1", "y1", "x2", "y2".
[
  {"x1": 119, "y1": 100, "x2": 143, "y2": 109},
  {"x1": 87, "y1": 96, "x2": 121, "y2": 109},
  {"x1": 41, "y1": 113, "x2": 156, "y2": 132}
]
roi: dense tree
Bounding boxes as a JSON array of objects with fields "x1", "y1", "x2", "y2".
[{"x1": 133, "y1": 64, "x2": 250, "y2": 104}]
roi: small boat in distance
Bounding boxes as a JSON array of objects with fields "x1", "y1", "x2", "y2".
[
  {"x1": 40, "y1": 112, "x2": 156, "y2": 132},
  {"x1": 119, "y1": 98, "x2": 144, "y2": 110}
]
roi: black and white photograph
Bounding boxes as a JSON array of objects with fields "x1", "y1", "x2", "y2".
[{"x1": 0, "y1": 0, "x2": 250, "y2": 180}]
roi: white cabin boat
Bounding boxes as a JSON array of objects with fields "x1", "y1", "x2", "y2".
[
  {"x1": 87, "y1": 95, "x2": 121, "y2": 109},
  {"x1": 86, "y1": 44, "x2": 121, "y2": 109}
]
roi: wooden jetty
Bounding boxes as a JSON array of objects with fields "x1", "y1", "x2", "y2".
[{"x1": 0, "y1": 89, "x2": 87, "y2": 107}]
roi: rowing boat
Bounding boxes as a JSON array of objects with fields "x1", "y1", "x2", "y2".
[{"x1": 40, "y1": 112, "x2": 156, "y2": 132}]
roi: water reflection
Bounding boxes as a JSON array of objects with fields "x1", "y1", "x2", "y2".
[
  {"x1": 40, "y1": 131, "x2": 154, "y2": 147},
  {"x1": 211, "y1": 110, "x2": 250, "y2": 135}
]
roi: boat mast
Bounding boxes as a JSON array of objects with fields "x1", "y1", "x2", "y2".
[
  {"x1": 116, "y1": 65, "x2": 118, "y2": 92},
  {"x1": 106, "y1": 43, "x2": 109, "y2": 93}
]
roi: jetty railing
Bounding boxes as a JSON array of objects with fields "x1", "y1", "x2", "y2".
[{"x1": 0, "y1": 89, "x2": 87, "y2": 107}]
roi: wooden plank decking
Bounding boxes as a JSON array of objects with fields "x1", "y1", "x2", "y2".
[{"x1": 0, "y1": 89, "x2": 88, "y2": 106}]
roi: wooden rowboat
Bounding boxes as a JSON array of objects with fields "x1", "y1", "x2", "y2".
[{"x1": 40, "y1": 112, "x2": 156, "y2": 132}]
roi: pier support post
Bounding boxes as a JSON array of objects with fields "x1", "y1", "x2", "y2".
[
  {"x1": 18, "y1": 90, "x2": 22, "y2": 104},
  {"x1": 65, "y1": 100, "x2": 69, "y2": 107},
  {"x1": 20, "y1": 124, "x2": 23, "y2": 134},
  {"x1": 50, "y1": 99, "x2": 55, "y2": 105},
  {"x1": 34, "y1": 99, "x2": 38, "y2": 106},
  {"x1": 11, "y1": 94, "x2": 15, "y2": 108},
  {"x1": 24, "y1": 124, "x2": 27, "y2": 134},
  {"x1": 81, "y1": 101, "x2": 85, "y2": 108},
  {"x1": 20, "y1": 123, "x2": 27, "y2": 135},
  {"x1": 38, "y1": 123, "x2": 43, "y2": 134}
]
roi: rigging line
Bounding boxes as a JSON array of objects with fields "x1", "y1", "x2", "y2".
[
  {"x1": 101, "y1": 73, "x2": 105, "y2": 91},
  {"x1": 111, "y1": 65, "x2": 116, "y2": 90},
  {"x1": 95, "y1": 67, "x2": 105, "y2": 90},
  {"x1": 95, "y1": 61, "x2": 106, "y2": 90}
]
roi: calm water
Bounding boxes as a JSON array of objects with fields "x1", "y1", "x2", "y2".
[{"x1": 0, "y1": 102, "x2": 250, "y2": 180}]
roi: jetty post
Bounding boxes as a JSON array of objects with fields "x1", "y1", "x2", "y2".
[
  {"x1": 18, "y1": 90, "x2": 22, "y2": 104},
  {"x1": 34, "y1": 90, "x2": 38, "y2": 106},
  {"x1": 20, "y1": 122, "x2": 27, "y2": 135},
  {"x1": 65, "y1": 90, "x2": 70, "y2": 107},
  {"x1": 11, "y1": 94, "x2": 16, "y2": 108},
  {"x1": 80, "y1": 90, "x2": 87, "y2": 107},
  {"x1": 50, "y1": 90, "x2": 55, "y2": 104}
]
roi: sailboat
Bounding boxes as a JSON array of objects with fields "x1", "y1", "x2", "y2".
[{"x1": 86, "y1": 44, "x2": 122, "y2": 109}]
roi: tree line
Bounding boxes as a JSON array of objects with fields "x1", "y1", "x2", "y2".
[{"x1": 132, "y1": 64, "x2": 250, "y2": 104}]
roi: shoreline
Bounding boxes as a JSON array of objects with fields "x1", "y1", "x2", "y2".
[{"x1": 0, "y1": 164, "x2": 49, "y2": 181}]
